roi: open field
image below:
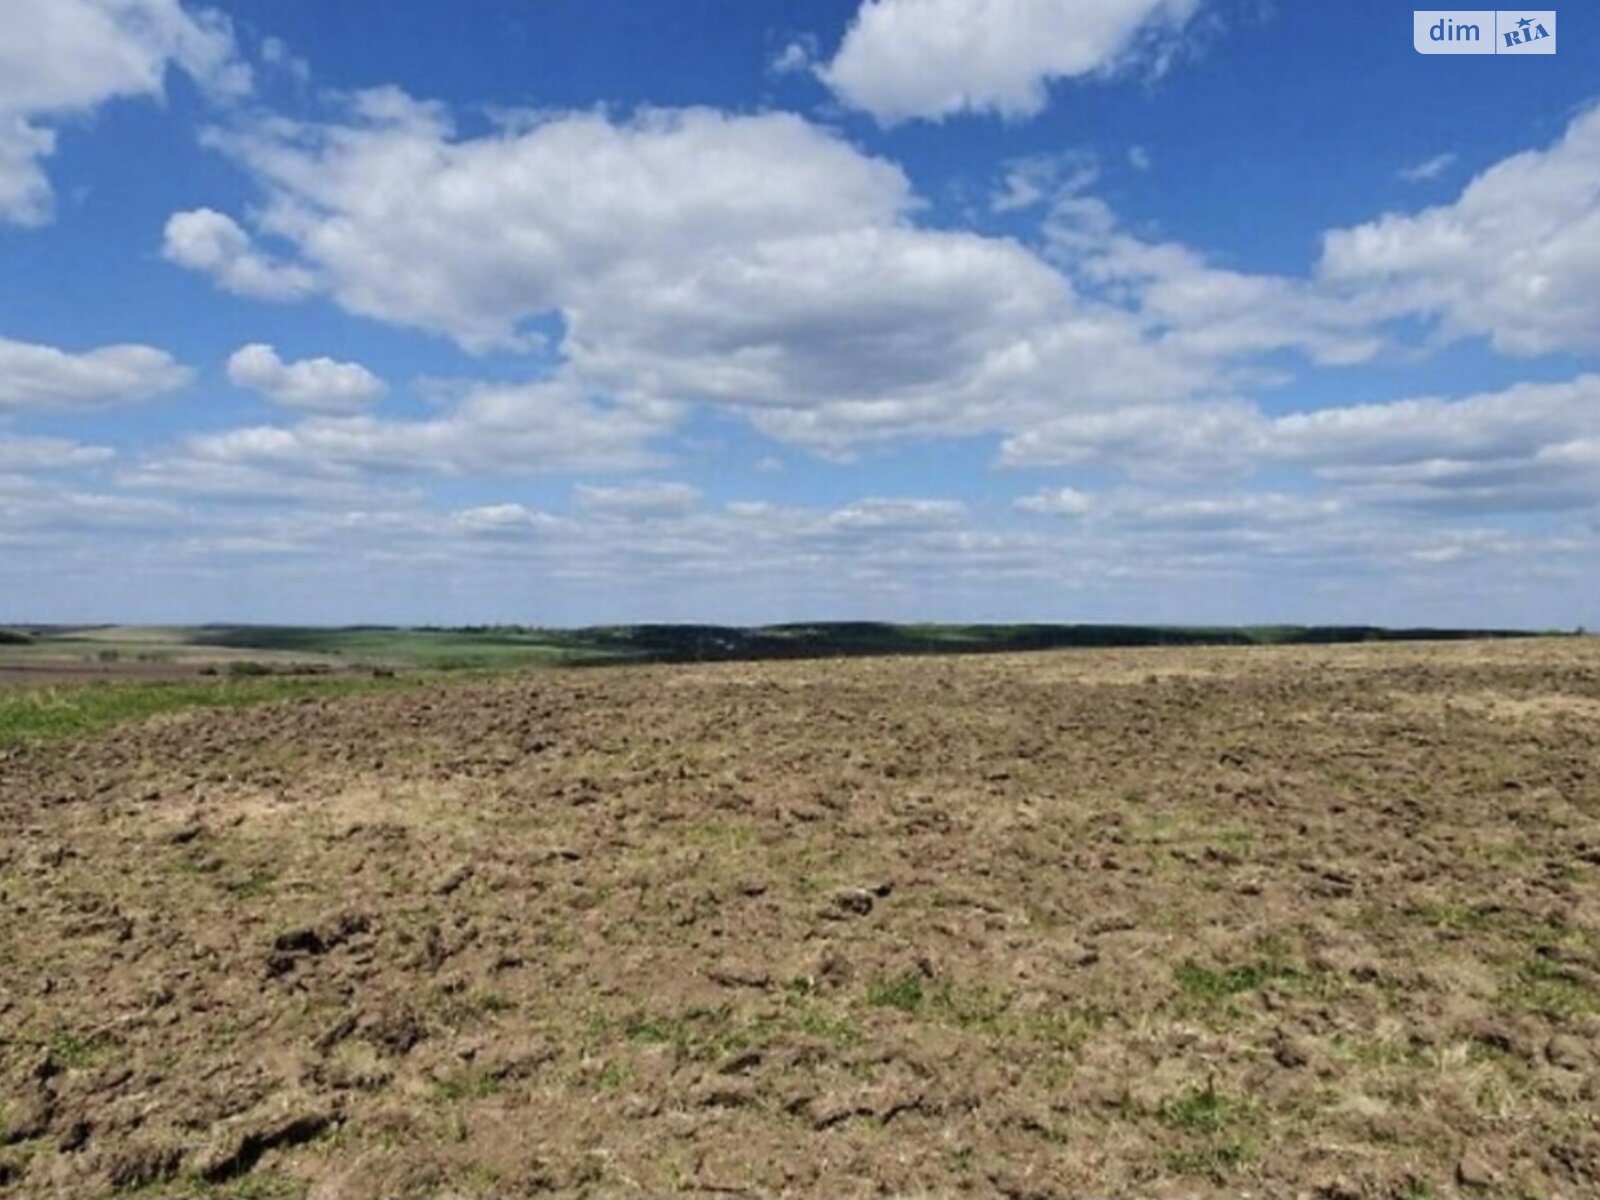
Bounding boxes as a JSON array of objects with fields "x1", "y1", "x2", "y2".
[
  {"x1": 2, "y1": 638, "x2": 1599, "y2": 1198},
  {"x1": 0, "y1": 623, "x2": 1556, "y2": 688}
]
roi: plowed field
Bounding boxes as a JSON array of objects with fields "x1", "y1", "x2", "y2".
[{"x1": 3, "y1": 640, "x2": 1599, "y2": 1198}]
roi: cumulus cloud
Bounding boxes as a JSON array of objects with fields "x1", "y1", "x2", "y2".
[
  {"x1": 452, "y1": 503, "x2": 558, "y2": 534},
  {"x1": 0, "y1": 0, "x2": 245, "y2": 225},
  {"x1": 1002, "y1": 401, "x2": 1268, "y2": 478},
  {"x1": 0, "y1": 433, "x2": 114, "y2": 471},
  {"x1": 176, "y1": 374, "x2": 673, "y2": 479},
  {"x1": 1004, "y1": 375, "x2": 1600, "y2": 516},
  {"x1": 1321, "y1": 105, "x2": 1600, "y2": 356},
  {"x1": 19, "y1": 450, "x2": 1596, "y2": 627},
  {"x1": 226, "y1": 343, "x2": 385, "y2": 411},
  {"x1": 169, "y1": 91, "x2": 1231, "y2": 457},
  {"x1": 825, "y1": 498, "x2": 967, "y2": 531},
  {"x1": 820, "y1": 0, "x2": 1203, "y2": 124},
  {"x1": 161, "y1": 90, "x2": 1600, "y2": 487},
  {"x1": 574, "y1": 481, "x2": 701, "y2": 518},
  {"x1": 1042, "y1": 180, "x2": 1384, "y2": 367},
  {"x1": 190, "y1": 98, "x2": 912, "y2": 350},
  {"x1": 162, "y1": 209, "x2": 315, "y2": 301},
  {"x1": 0, "y1": 335, "x2": 191, "y2": 411},
  {"x1": 1015, "y1": 486, "x2": 1092, "y2": 515}
]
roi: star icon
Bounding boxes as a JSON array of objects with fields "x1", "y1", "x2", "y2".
[{"x1": 1517, "y1": 16, "x2": 1534, "y2": 28}]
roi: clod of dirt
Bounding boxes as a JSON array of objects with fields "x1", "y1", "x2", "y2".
[
  {"x1": 829, "y1": 888, "x2": 875, "y2": 917},
  {"x1": 1273, "y1": 1033, "x2": 1313, "y2": 1069},
  {"x1": 362, "y1": 1009, "x2": 427, "y2": 1057},
  {"x1": 477, "y1": 1036, "x2": 558, "y2": 1082},
  {"x1": 693, "y1": 1080, "x2": 759, "y2": 1109},
  {"x1": 313, "y1": 1012, "x2": 358, "y2": 1053},
  {"x1": 718, "y1": 1050, "x2": 763, "y2": 1076},
  {"x1": 55, "y1": 1120, "x2": 90, "y2": 1154},
  {"x1": 1457, "y1": 1154, "x2": 1499, "y2": 1189},
  {"x1": 1547, "y1": 1034, "x2": 1591, "y2": 1071},
  {"x1": 807, "y1": 1092, "x2": 877, "y2": 1130},
  {"x1": 101, "y1": 1141, "x2": 181, "y2": 1190},
  {"x1": 707, "y1": 961, "x2": 772, "y2": 989},
  {"x1": 1, "y1": 1092, "x2": 54, "y2": 1144},
  {"x1": 268, "y1": 910, "x2": 374, "y2": 974},
  {"x1": 434, "y1": 863, "x2": 473, "y2": 895},
  {"x1": 1313, "y1": 1175, "x2": 1362, "y2": 1200},
  {"x1": 273, "y1": 910, "x2": 372, "y2": 957},
  {"x1": 189, "y1": 1095, "x2": 337, "y2": 1181},
  {"x1": 815, "y1": 949, "x2": 853, "y2": 986},
  {"x1": 25, "y1": 1051, "x2": 60, "y2": 1084}
]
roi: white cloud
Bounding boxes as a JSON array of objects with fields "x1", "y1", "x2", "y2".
[
  {"x1": 0, "y1": 335, "x2": 191, "y2": 411},
  {"x1": 162, "y1": 92, "x2": 1600, "y2": 483},
  {"x1": 1105, "y1": 491, "x2": 1345, "y2": 532},
  {"x1": 177, "y1": 375, "x2": 673, "y2": 478},
  {"x1": 1398, "y1": 151, "x2": 1455, "y2": 183},
  {"x1": 173, "y1": 93, "x2": 1228, "y2": 457},
  {"x1": 259, "y1": 35, "x2": 310, "y2": 85},
  {"x1": 825, "y1": 497, "x2": 966, "y2": 531},
  {"x1": 820, "y1": 0, "x2": 1203, "y2": 124},
  {"x1": 15, "y1": 455, "x2": 1596, "y2": 627},
  {"x1": 0, "y1": 117, "x2": 55, "y2": 227},
  {"x1": 0, "y1": 0, "x2": 245, "y2": 225},
  {"x1": 162, "y1": 208, "x2": 316, "y2": 301},
  {"x1": 991, "y1": 152, "x2": 1098, "y2": 213},
  {"x1": 453, "y1": 503, "x2": 557, "y2": 533},
  {"x1": 190, "y1": 99, "x2": 912, "y2": 350},
  {"x1": 1004, "y1": 375, "x2": 1600, "y2": 516},
  {"x1": 226, "y1": 343, "x2": 386, "y2": 411},
  {"x1": 574, "y1": 481, "x2": 701, "y2": 517},
  {"x1": 0, "y1": 433, "x2": 114, "y2": 471},
  {"x1": 116, "y1": 456, "x2": 419, "y2": 506},
  {"x1": 769, "y1": 38, "x2": 815, "y2": 76},
  {"x1": 1015, "y1": 485, "x2": 1092, "y2": 515},
  {"x1": 1043, "y1": 183, "x2": 1384, "y2": 367},
  {"x1": 1001, "y1": 400, "x2": 1268, "y2": 478},
  {"x1": 1321, "y1": 105, "x2": 1600, "y2": 356}
]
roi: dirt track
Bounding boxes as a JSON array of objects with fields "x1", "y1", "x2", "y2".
[{"x1": 2, "y1": 640, "x2": 1599, "y2": 1198}]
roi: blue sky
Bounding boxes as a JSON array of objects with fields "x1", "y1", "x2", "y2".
[{"x1": 2, "y1": 0, "x2": 1597, "y2": 627}]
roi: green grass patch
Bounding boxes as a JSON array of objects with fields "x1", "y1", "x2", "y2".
[
  {"x1": 1503, "y1": 955, "x2": 1599, "y2": 1019},
  {"x1": 1413, "y1": 900, "x2": 1497, "y2": 931},
  {"x1": 431, "y1": 1070, "x2": 503, "y2": 1102},
  {"x1": 865, "y1": 972, "x2": 926, "y2": 1013},
  {"x1": 1174, "y1": 959, "x2": 1287, "y2": 1000},
  {"x1": 621, "y1": 1006, "x2": 775, "y2": 1062},
  {"x1": 189, "y1": 626, "x2": 608, "y2": 670},
  {"x1": 1327, "y1": 1033, "x2": 1433, "y2": 1070},
  {"x1": 789, "y1": 1002, "x2": 864, "y2": 1048},
  {"x1": 224, "y1": 869, "x2": 277, "y2": 900},
  {"x1": 0, "y1": 675, "x2": 411, "y2": 748},
  {"x1": 47, "y1": 1027, "x2": 117, "y2": 1069},
  {"x1": 1157, "y1": 1080, "x2": 1254, "y2": 1134},
  {"x1": 172, "y1": 1173, "x2": 309, "y2": 1200},
  {"x1": 1161, "y1": 1140, "x2": 1255, "y2": 1179},
  {"x1": 1156, "y1": 1080, "x2": 1259, "y2": 1180}
]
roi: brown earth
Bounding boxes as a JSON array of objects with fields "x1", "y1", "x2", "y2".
[
  {"x1": 0, "y1": 663, "x2": 228, "y2": 688},
  {"x1": 2, "y1": 639, "x2": 1599, "y2": 1199}
]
